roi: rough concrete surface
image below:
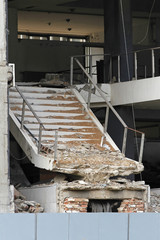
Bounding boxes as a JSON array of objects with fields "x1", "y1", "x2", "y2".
[{"x1": 51, "y1": 143, "x2": 144, "y2": 182}]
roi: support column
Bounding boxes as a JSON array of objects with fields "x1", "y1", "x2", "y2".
[
  {"x1": 0, "y1": 0, "x2": 11, "y2": 212},
  {"x1": 103, "y1": 0, "x2": 135, "y2": 161},
  {"x1": 104, "y1": 0, "x2": 133, "y2": 82}
]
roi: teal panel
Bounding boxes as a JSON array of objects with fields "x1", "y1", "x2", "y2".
[
  {"x1": 99, "y1": 213, "x2": 128, "y2": 240},
  {"x1": 69, "y1": 213, "x2": 99, "y2": 240},
  {"x1": 37, "y1": 213, "x2": 69, "y2": 240},
  {"x1": 129, "y1": 213, "x2": 160, "y2": 240},
  {"x1": 0, "y1": 213, "x2": 35, "y2": 240}
]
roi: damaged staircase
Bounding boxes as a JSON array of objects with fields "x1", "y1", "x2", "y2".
[{"x1": 9, "y1": 85, "x2": 143, "y2": 182}]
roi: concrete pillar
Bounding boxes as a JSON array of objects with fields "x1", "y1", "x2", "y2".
[
  {"x1": 104, "y1": 0, "x2": 133, "y2": 82},
  {"x1": 103, "y1": 0, "x2": 134, "y2": 161},
  {"x1": 0, "y1": 0, "x2": 11, "y2": 212}
]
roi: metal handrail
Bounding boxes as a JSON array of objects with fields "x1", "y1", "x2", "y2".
[
  {"x1": 71, "y1": 46, "x2": 160, "y2": 58},
  {"x1": 15, "y1": 85, "x2": 45, "y2": 154},
  {"x1": 70, "y1": 57, "x2": 145, "y2": 163},
  {"x1": 71, "y1": 45, "x2": 160, "y2": 82}
]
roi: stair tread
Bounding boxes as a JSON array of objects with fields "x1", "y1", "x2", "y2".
[{"x1": 9, "y1": 86, "x2": 115, "y2": 164}]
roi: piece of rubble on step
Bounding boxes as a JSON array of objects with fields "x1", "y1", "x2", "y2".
[{"x1": 50, "y1": 143, "x2": 144, "y2": 183}]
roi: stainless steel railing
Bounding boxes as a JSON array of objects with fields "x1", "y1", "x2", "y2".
[
  {"x1": 15, "y1": 85, "x2": 45, "y2": 154},
  {"x1": 71, "y1": 46, "x2": 160, "y2": 84},
  {"x1": 15, "y1": 85, "x2": 59, "y2": 158},
  {"x1": 70, "y1": 56, "x2": 145, "y2": 163}
]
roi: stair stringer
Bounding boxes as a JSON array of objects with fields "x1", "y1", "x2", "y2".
[{"x1": 9, "y1": 110, "x2": 54, "y2": 171}]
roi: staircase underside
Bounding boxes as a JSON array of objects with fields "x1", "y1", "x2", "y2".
[{"x1": 9, "y1": 85, "x2": 143, "y2": 182}]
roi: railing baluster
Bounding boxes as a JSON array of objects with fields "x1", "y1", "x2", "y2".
[
  {"x1": 118, "y1": 55, "x2": 121, "y2": 82},
  {"x1": 54, "y1": 130, "x2": 58, "y2": 162},
  {"x1": 104, "y1": 106, "x2": 109, "y2": 133},
  {"x1": 152, "y1": 49, "x2": 155, "y2": 78},
  {"x1": 110, "y1": 56, "x2": 112, "y2": 82},
  {"x1": 21, "y1": 100, "x2": 25, "y2": 129},
  {"x1": 87, "y1": 55, "x2": 93, "y2": 108},
  {"x1": 70, "y1": 57, "x2": 74, "y2": 86},
  {"x1": 134, "y1": 52, "x2": 137, "y2": 80},
  {"x1": 139, "y1": 133, "x2": 145, "y2": 163},
  {"x1": 122, "y1": 127, "x2": 128, "y2": 155},
  {"x1": 38, "y1": 123, "x2": 43, "y2": 154},
  {"x1": 87, "y1": 83, "x2": 92, "y2": 109},
  {"x1": 89, "y1": 55, "x2": 93, "y2": 79}
]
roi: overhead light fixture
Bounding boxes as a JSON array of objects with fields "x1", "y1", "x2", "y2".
[{"x1": 70, "y1": 8, "x2": 75, "y2": 13}]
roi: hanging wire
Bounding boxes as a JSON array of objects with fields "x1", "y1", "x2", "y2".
[
  {"x1": 119, "y1": 0, "x2": 139, "y2": 159},
  {"x1": 10, "y1": 151, "x2": 28, "y2": 161},
  {"x1": 137, "y1": 0, "x2": 156, "y2": 44}
]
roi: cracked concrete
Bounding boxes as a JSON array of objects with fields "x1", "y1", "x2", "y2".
[{"x1": 50, "y1": 143, "x2": 144, "y2": 183}]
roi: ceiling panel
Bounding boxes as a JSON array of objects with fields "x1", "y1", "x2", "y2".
[
  {"x1": 18, "y1": 11, "x2": 104, "y2": 36},
  {"x1": 8, "y1": 0, "x2": 160, "y2": 14},
  {"x1": 8, "y1": 0, "x2": 103, "y2": 15}
]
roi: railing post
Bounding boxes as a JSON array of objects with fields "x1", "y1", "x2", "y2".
[
  {"x1": 87, "y1": 55, "x2": 93, "y2": 108},
  {"x1": 118, "y1": 55, "x2": 121, "y2": 82},
  {"x1": 122, "y1": 127, "x2": 128, "y2": 155},
  {"x1": 152, "y1": 49, "x2": 155, "y2": 78},
  {"x1": 21, "y1": 100, "x2": 26, "y2": 129},
  {"x1": 110, "y1": 56, "x2": 112, "y2": 82},
  {"x1": 139, "y1": 133, "x2": 145, "y2": 163},
  {"x1": 144, "y1": 65, "x2": 147, "y2": 78},
  {"x1": 104, "y1": 106, "x2": 109, "y2": 133},
  {"x1": 38, "y1": 123, "x2": 43, "y2": 154},
  {"x1": 89, "y1": 55, "x2": 93, "y2": 78},
  {"x1": 54, "y1": 130, "x2": 58, "y2": 162},
  {"x1": 134, "y1": 52, "x2": 137, "y2": 80},
  {"x1": 87, "y1": 84, "x2": 92, "y2": 109},
  {"x1": 70, "y1": 57, "x2": 74, "y2": 86}
]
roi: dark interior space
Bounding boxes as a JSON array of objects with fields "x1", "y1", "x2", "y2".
[{"x1": 87, "y1": 199, "x2": 121, "y2": 212}]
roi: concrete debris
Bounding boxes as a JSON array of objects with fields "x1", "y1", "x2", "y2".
[
  {"x1": 15, "y1": 199, "x2": 44, "y2": 213},
  {"x1": 40, "y1": 73, "x2": 69, "y2": 87},
  {"x1": 60, "y1": 179, "x2": 147, "y2": 191},
  {"x1": 14, "y1": 188, "x2": 44, "y2": 213},
  {"x1": 148, "y1": 192, "x2": 160, "y2": 212},
  {"x1": 49, "y1": 143, "x2": 144, "y2": 183}
]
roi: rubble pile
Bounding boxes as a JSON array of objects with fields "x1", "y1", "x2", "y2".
[
  {"x1": 50, "y1": 143, "x2": 144, "y2": 183},
  {"x1": 148, "y1": 191, "x2": 160, "y2": 212},
  {"x1": 14, "y1": 188, "x2": 44, "y2": 213}
]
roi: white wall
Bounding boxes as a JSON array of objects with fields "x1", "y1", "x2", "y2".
[
  {"x1": 20, "y1": 184, "x2": 58, "y2": 212},
  {"x1": 111, "y1": 76, "x2": 160, "y2": 107}
]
